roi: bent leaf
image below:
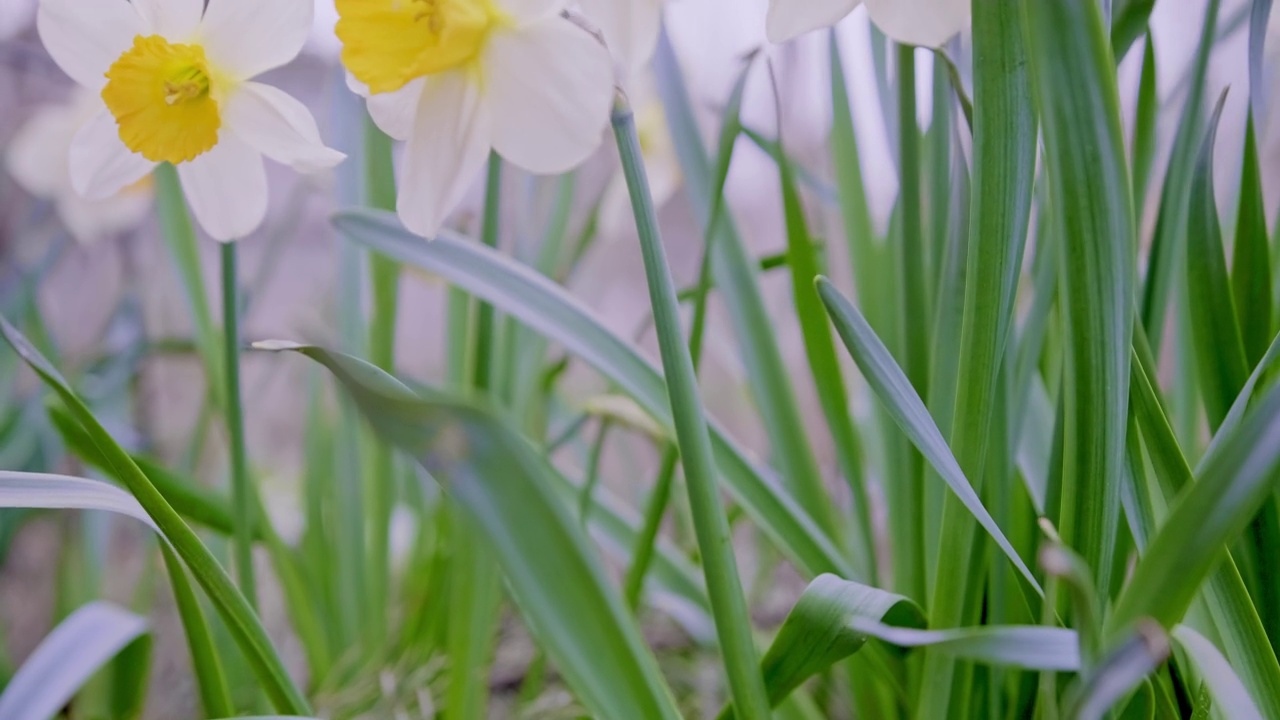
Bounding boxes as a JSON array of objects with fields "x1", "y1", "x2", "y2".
[{"x1": 257, "y1": 342, "x2": 682, "y2": 720}]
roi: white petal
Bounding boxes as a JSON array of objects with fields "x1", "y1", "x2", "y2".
[
  {"x1": 498, "y1": 0, "x2": 563, "y2": 24},
  {"x1": 578, "y1": 0, "x2": 661, "y2": 68},
  {"x1": 485, "y1": 18, "x2": 613, "y2": 174},
  {"x1": 397, "y1": 70, "x2": 491, "y2": 238},
  {"x1": 6, "y1": 104, "x2": 77, "y2": 197},
  {"x1": 864, "y1": 0, "x2": 968, "y2": 47},
  {"x1": 132, "y1": 0, "x2": 202, "y2": 39},
  {"x1": 197, "y1": 0, "x2": 312, "y2": 79},
  {"x1": 68, "y1": 108, "x2": 157, "y2": 200},
  {"x1": 366, "y1": 77, "x2": 425, "y2": 141},
  {"x1": 223, "y1": 82, "x2": 345, "y2": 173},
  {"x1": 175, "y1": 134, "x2": 268, "y2": 241},
  {"x1": 766, "y1": 0, "x2": 860, "y2": 43},
  {"x1": 37, "y1": 0, "x2": 143, "y2": 89}
]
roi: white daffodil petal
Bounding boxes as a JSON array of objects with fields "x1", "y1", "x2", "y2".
[
  {"x1": 498, "y1": 0, "x2": 564, "y2": 24},
  {"x1": 366, "y1": 77, "x2": 426, "y2": 141},
  {"x1": 175, "y1": 135, "x2": 269, "y2": 241},
  {"x1": 68, "y1": 109, "x2": 157, "y2": 200},
  {"x1": 578, "y1": 0, "x2": 661, "y2": 69},
  {"x1": 766, "y1": 0, "x2": 860, "y2": 43},
  {"x1": 6, "y1": 105, "x2": 76, "y2": 197},
  {"x1": 398, "y1": 71, "x2": 491, "y2": 239},
  {"x1": 224, "y1": 82, "x2": 346, "y2": 173},
  {"x1": 37, "y1": 0, "x2": 143, "y2": 90},
  {"x1": 132, "y1": 0, "x2": 202, "y2": 40},
  {"x1": 864, "y1": 0, "x2": 968, "y2": 47},
  {"x1": 485, "y1": 18, "x2": 613, "y2": 174},
  {"x1": 198, "y1": 0, "x2": 312, "y2": 79}
]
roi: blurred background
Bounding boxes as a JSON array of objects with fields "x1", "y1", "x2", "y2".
[{"x1": 0, "y1": 0, "x2": 1277, "y2": 716}]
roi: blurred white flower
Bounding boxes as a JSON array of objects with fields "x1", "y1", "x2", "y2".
[
  {"x1": 335, "y1": 0, "x2": 614, "y2": 239},
  {"x1": 303, "y1": 0, "x2": 341, "y2": 60},
  {"x1": 766, "y1": 0, "x2": 968, "y2": 47},
  {"x1": 599, "y1": 77, "x2": 679, "y2": 239},
  {"x1": 6, "y1": 88, "x2": 152, "y2": 243},
  {"x1": 388, "y1": 504, "x2": 419, "y2": 573},
  {"x1": 36, "y1": 0, "x2": 345, "y2": 241},
  {"x1": 576, "y1": 0, "x2": 662, "y2": 69}
]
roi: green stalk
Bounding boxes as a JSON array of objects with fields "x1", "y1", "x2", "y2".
[
  {"x1": 920, "y1": 0, "x2": 1036, "y2": 715},
  {"x1": 612, "y1": 98, "x2": 770, "y2": 720},
  {"x1": 365, "y1": 117, "x2": 399, "y2": 645},
  {"x1": 220, "y1": 241, "x2": 255, "y2": 608},
  {"x1": 447, "y1": 152, "x2": 504, "y2": 720},
  {"x1": 894, "y1": 43, "x2": 928, "y2": 601}
]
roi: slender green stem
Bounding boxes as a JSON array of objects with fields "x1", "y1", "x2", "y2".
[
  {"x1": 365, "y1": 116, "x2": 399, "y2": 646},
  {"x1": 893, "y1": 43, "x2": 927, "y2": 601},
  {"x1": 623, "y1": 447, "x2": 679, "y2": 610},
  {"x1": 612, "y1": 98, "x2": 770, "y2": 720},
  {"x1": 578, "y1": 419, "x2": 611, "y2": 524},
  {"x1": 473, "y1": 154, "x2": 504, "y2": 394},
  {"x1": 220, "y1": 241, "x2": 255, "y2": 608}
]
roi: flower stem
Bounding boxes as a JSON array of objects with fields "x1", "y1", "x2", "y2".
[
  {"x1": 220, "y1": 241, "x2": 255, "y2": 608},
  {"x1": 611, "y1": 96, "x2": 770, "y2": 720}
]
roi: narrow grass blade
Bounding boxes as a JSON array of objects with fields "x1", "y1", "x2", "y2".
[
  {"x1": 159, "y1": 543, "x2": 233, "y2": 718},
  {"x1": 0, "y1": 320, "x2": 311, "y2": 715},
  {"x1": 332, "y1": 210, "x2": 851, "y2": 578},
  {"x1": 1249, "y1": 0, "x2": 1273, "y2": 121},
  {"x1": 1172, "y1": 625, "x2": 1265, "y2": 720},
  {"x1": 1186, "y1": 91, "x2": 1249, "y2": 430},
  {"x1": 718, "y1": 574, "x2": 923, "y2": 719},
  {"x1": 1025, "y1": 0, "x2": 1135, "y2": 596},
  {"x1": 1232, "y1": 116, "x2": 1272, "y2": 367},
  {"x1": 260, "y1": 343, "x2": 683, "y2": 720},
  {"x1": 847, "y1": 620, "x2": 1081, "y2": 671},
  {"x1": 1132, "y1": 36, "x2": 1158, "y2": 223},
  {"x1": 0, "y1": 601, "x2": 146, "y2": 720},
  {"x1": 816, "y1": 277, "x2": 1041, "y2": 595}
]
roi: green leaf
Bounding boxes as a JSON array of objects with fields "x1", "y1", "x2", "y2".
[
  {"x1": 0, "y1": 601, "x2": 147, "y2": 720},
  {"x1": 1232, "y1": 116, "x2": 1272, "y2": 367},
  {"x1": 815, "y1": 277, "x2": 1041, "y2": 596},
  {"x1": 1025, "y1": 0, "x2": 1135, "y2": 596},
  {"x1": 1131, "y1": 35, "x2": 1158, "y2": 220},
  {"x1": 330, "y1": 210, "x2": 851, "y2": 580},
  {"x1": 718, "y1": 574, "x2": 922, "y2": 719},
  {"x1": 1186, "y1": 91, "x2": 1250, "y2": 430},
  {"x1": 258, "y1": 342, "x2": 682, "y2": 720},
  {"x1": 848, "y1": 620, "x2": 1082, "y2": 671},
  {"x1": 1172, "y1": 625, "x2": 1264, "y2": 720},
  {"x1": 0, "y1": 319, "x2": 311, "y2": 715},
  {"x1": 1111, "y1": 383, "x2": 1280, "y2": 631},
  {"x1": 1248, "y1": 0, "x2": 1273, "y2": 121}
]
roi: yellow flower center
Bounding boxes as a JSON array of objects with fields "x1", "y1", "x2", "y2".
[
  {"x1": 102, "y1": 35, "x2": 222, "y2": 164},
  {"x1": 335, "y1": 0, "x2": 507, "y2": 94}
]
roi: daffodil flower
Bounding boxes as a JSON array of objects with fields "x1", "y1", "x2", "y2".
[
  {"x1": 6, "y1": 88, "x2": 152, "y2": 244},
  {"x1": 336, "y1": 0, "x2": 614, "y2": 238},
  {"x1": 766, "y1": 0, "x2": 968, "y2": 47},
  {"x1": 36, "y1": 0, "x2": 345, "y2": 241}
]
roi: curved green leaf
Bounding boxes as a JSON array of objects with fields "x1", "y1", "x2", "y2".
[
  {"x1": 0, "y1": 601, "x2": 147, "y2": 720},
  {"x1": 257, "y1": 342, "x2": 682, "y2": 720},
  {"x1": 0, "y1": 318, "x2": 310, "y2": 715},
  {"x1": 330, "y1": 209, "x2": 851, "y2": 580},
  {"x1": 1064, "y1": 621, "x2": 1169, "y2": 720},
  {"x1": 815, "y1": 277, "x2": 1041, "y2": 596}
]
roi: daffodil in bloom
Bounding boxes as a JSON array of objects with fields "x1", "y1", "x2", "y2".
[
  {"x1": 766, "y1": 0, "x2": 968, "y2": 47},
  {"x1": 335, "y1": 0, "x2": 614, "y2": 238},
  {"x1": 36, "y1": 0, "x2": 345, "y2": 241},
  {"x1": 6, "y1": 88, "x2": 152, "y2": 244}
]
